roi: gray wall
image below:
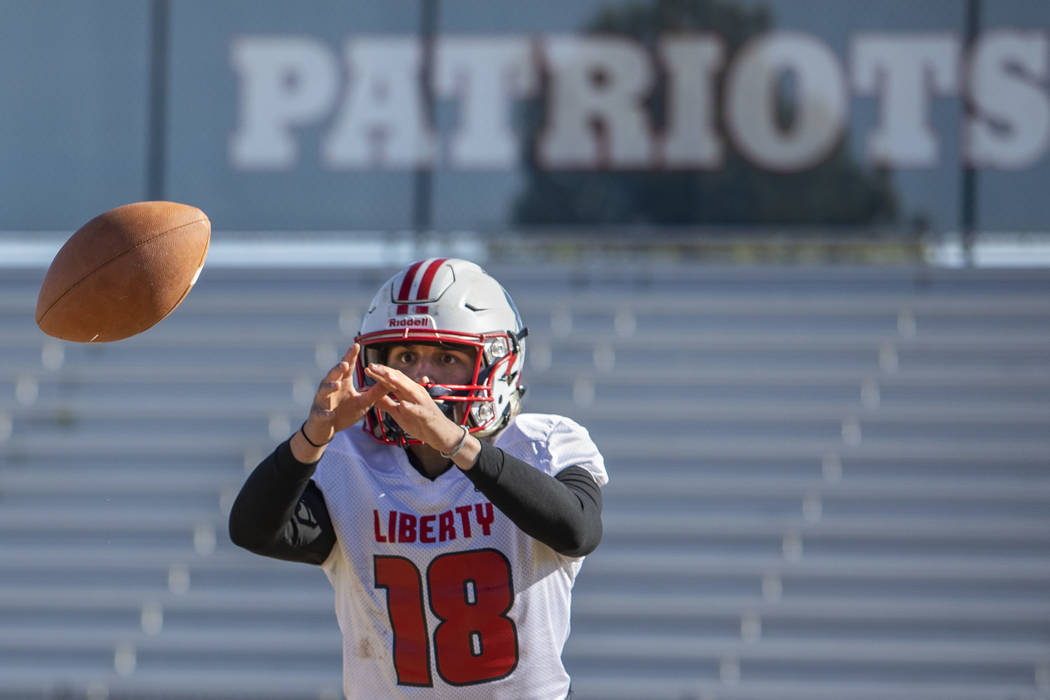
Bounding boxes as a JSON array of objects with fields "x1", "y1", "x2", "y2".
[{"x1": 1, "y1": 0, "x2": 1048, "y2": 234}]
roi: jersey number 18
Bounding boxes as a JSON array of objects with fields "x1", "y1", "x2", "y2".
[{"x1": 375, "y1": 548, "x2": 519, "y2": 686}]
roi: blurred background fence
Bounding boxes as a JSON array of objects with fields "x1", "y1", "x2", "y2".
[{"x1": 2, "y1": 0, "x2": 1050, "y2": 698}]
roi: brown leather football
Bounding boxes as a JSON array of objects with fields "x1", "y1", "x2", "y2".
[{"x1": 36, "y1": 201, "x2": 211, "y2": 342}]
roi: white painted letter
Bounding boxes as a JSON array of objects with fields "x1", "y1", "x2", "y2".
[
  {"x1": 968, "y1": 31, "x2": 1050, "y2": 169},
  {"x1": 322, "y1": 38, "x2": 435, "y2": 168},
  {"x1": 434, "y1": 38, "x2": 536, "y2": 168},
  {"x1": 852, "y1": 34, "x2": 958, "y2": 167},
  {"x1": 660, "y1": 36, "x2": 725, "y2": 168},
  {"x1": 540, "y1": 36, "x2": 654, "y2": 168},
  {"x1": 726, "y1": 32, "x2": 847, "y2": 171},
  {"x1": 230, "y1": 37, "x2": 338, "y2": 169}
]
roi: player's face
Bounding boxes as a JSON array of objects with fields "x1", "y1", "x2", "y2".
[{"x1": 384, "y1": 343, "x2": 476, "y2": 387}]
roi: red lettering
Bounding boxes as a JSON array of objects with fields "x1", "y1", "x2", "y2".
[
  {"x1": 420, "y1": 514, "x2": 436, "y2": 543},
  {"x1": 398, "y1": 512, "x2": 417, "y2": 543},
  {"x1": 475, "y1": 502, "x2": 494, "y2": 536},
  {"x1": 375, "y1": 504, "x2": 495, "y2": 545},
  {"x1": 455, "y1": 505, "x2": 473, "y2": 538},
  {"x1": 388, "y1": 317, "x2": 430, "y2": 328},
  {"x1": 373, "y1": 510, "x2": 388, "y2": 543},
  {"x1": 439, "y1": 511, "x2": 456, "y2": 541}
]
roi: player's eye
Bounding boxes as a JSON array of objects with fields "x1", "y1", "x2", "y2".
[
  {"x1": 390, "y1": 350, "x2": 415, "y2": 365},
  {"x1": 440, "y1": 353, "x2": 459, "y2": 365}
]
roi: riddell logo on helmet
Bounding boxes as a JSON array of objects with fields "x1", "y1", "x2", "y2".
[{"x1": 389, "y1": 316, "x2": 432, "y2": 328}]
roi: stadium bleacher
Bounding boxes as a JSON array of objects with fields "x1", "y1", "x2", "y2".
[{"x1": 1, "y1": 261, "x2": 1049, "y2": 700}]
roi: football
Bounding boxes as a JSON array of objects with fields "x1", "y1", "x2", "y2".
[{"x1": 35, "y1": 201, "x2": 211, "y2": 342}]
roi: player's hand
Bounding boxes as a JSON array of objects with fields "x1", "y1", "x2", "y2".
[
  {"x1": 364, "y1": 363, "x2": 468, "y2": 455},
  {"x1": 301, "y1": 344, "x2": 385, "y2": 446}
]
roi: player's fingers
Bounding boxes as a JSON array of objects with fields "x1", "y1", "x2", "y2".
[
  {"x1": 344, "y1": 380, "x2": 383, "y2": 410},
  {"x1": 312, "y1": 380, "x2": 341, "y2": 416},
  {"x1": 318, "y1": 376, "x2": 347, "y2": 397},
  {"x1": 317, "y1": 355, "x2": 358, "y2": 407},
  {"x1": 337, "y1": 344, "x2": 360, "y2": 380},
  {"x1": 376, "y1": 393, "x2": 402, "y2": 414},
  {"x1": 321, "y1": 361, "x2": 351, "y2": 387},
  {"x1": 345, "y1": 343, "x2": 361, "y2": 366},
  {"x1": 363, "y1": 365, "x2": 398, "y2": 393},
  {"x1": 365, "y1": 364, "x2": 421, "y2": 396},
  {"x1": 319, "y1": 370, "x2": 359, "y2": 405},
  {"x1": 362, "y1": 382, "x2": 387, "y2": 402}
]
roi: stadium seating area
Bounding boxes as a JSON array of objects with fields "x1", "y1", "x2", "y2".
[{"x1": 1, "y1": 261, "x2": 1049, "y2": 700}]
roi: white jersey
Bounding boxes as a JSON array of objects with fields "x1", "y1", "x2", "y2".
[{"x1": 312, "y1": 413, "x2": 608, "y2": 700}]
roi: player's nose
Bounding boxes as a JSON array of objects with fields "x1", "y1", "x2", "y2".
[{"x1": 405, "y1": 358, "x2": 435, "y2": 384}]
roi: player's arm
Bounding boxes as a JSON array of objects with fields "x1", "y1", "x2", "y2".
[
  {"x1": 228, "y1": 439, "x2": 335, "y2": 564},
  {"x1": 230, "y1": 343, "x2": 383, "y2": 564},
  {"x1": 465, "y1": 444, "x2": 602, "y2": 557}
]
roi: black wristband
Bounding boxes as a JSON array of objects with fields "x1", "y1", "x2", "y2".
[{"x1": 299, "y1": 422, "x2": 332, "y2": 448}]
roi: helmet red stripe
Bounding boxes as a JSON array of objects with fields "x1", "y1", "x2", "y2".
[
  {"x1": 396, "y1": 260, "x2": 426, "y2": 303},
  {"x1": 414, "y1": 258, "x2": 447, "y2": 302}
]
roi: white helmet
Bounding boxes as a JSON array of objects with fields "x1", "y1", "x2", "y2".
[{"x1": 354, "y1": 258, "x2": 528, "y2": 446}]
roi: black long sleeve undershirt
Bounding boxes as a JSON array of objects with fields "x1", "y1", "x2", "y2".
[
  {"x1": 228, "y1": 439, "x2": 602, "y2": 564},
  {"x1": 462, "y1": 442, "x2": 602, "y2": 557},
  {"x1": 227, "y1": 439, "x2": 334, "y2": 564}
]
